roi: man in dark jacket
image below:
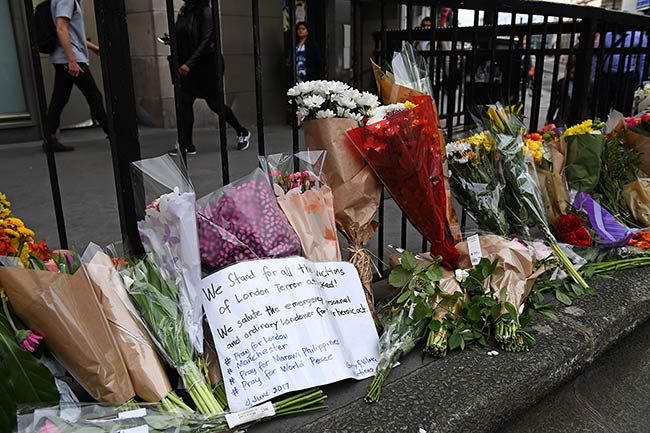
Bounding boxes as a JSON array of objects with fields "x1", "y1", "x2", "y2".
[{"x1": 172, "y1": 0, "x2": 249, "y2": 154}]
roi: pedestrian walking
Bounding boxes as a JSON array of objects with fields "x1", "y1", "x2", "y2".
[
  {"x1": 171, "y1": 0, "x2": 250, "y2": 155},
  {"x1": 45, "y1": 0, "x2": 109, "y2": 152}
]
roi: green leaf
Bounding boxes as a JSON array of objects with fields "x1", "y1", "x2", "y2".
[
  {"x1": 429, "y1": 320, "x2": 442, "y2": 332},
  {"x1": 0, "y1": 313, "x2": 58, "y2": 432},
  {"x1": 401, "y1": 251, "x2": 416, "y2": 271},
  {"x1": 423, "y1": 282, "x2": 437, "y2": 296},
  {"x1": 504, "y1": 302, "x2": 518, "y2": 319},
  {"x1": 538, "y1": 309, "x2": 558, "y2": 320},
  {"x1": 425, "y1": 267, "x2": 443, "y2": 282},
  {"x1": 571, "y1": 284, "x2": 584, "y2": 298},
  {"x1": 467, "y1": 304, "x2": 481, "y2": 322},
  {"x1": 388, "y1": 266, "x2": 412, "y2": 288},
  {"x1": 555, "y1": 289, "x2": 573, "y2": 306},
  {"x1": 449, "y1": 333, "x2": 462, "y2": 351},
  {"x1": 412, "y1": 302, "x2": 431, "y2": 322},
  {"x1": 396, "y1": 290, "x2": 411, "y2": 305}
]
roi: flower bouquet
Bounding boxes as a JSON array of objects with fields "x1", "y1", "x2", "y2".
[
  {"x1": 481, "y1": 103, "x2": 589, "y2": 289},
  {"x1": 0, "y1": 251, "x2": 136, "y2": 402},
  {"x1": 617, "y1": 114, "x2": 650, "y2": 176},
  {"x1": 260, "y1": 151, "x2": 341, "y2": 262},
  {"x1": 131, "y1": 154, "x2": 203, "y2": 354},
  {"x1": 81, "y1": 243, "x2": 187, "y2": 408},
  {"x1": 554, "y1": 214, "x2": 593, "y2": 247},
  {"x1": 196, "y1": 168, "x2": 300, "y2": 269},
  {"x1": 573, "y1": 192, "x2": 635, "y2": 246},
  {"x1": 288, "y1": 81, "x2": 383, "y2": 318},
  {"x1": 624, "y1": 178, "x2": 650, "y2": 226},
  {"x1": 562, "y1": 119, "x2": 606, "y2": 193},
  {"x1": 122, "y1": 256, "x2": 223, "y2": 415},
  {"x1": 347, "y1": 96, "x2": 459, "y2": 268},
  {"x1": 446, "y1": 131, "x2": 509, "y2": 236},
  {"x1": 634, "y1": 82, "x2": 650, "y2": 114}
]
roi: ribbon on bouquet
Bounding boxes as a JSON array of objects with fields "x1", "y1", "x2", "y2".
[{"x1": 573, "y1": 192, "x2": 635, "y2": 246}]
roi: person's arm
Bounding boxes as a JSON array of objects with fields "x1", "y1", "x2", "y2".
[
  {"x1": 86, "y1": 40, "x2": 100, "y2": 56},
  {"x1": 181, "y1": 7, "x2": 214, "y2": 73},
  {"x1": 55, "y1": 17, "x2": 82, "y2": 77},
  {"x1": 546, "y1": 78, "x2": 560, "y2": 124}
]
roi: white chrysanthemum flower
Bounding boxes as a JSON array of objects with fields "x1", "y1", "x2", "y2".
[
  {"x1": 322, "y1": 80, "x2": 350, "y2": 95},
  {"x1": 346, "y1": 112, "x2": 364, "y2": 123},
  {"x1": 454, "y1": 269, "x2": 470, "y2": 283},
  {"x1": 356, "y1": 91, "x2": 380, "y2": 109},
  {"x1": 297, "y1": 107, "x2": 310, "y2": 121},
  {"x1": 366, "y1": 103, "x2": 407, "y2": 125},
  {"x1": 315, "y1": 109, "x2": 336, "y2": 119},
  {"x1": 302, "y1": 94, "x2": 326, "y2": 109}
]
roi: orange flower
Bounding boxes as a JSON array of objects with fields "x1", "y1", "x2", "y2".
[
  {"x1": 628, "y1": 231, "x2": 650, "y2": 250},
  {"x1": 0, "y1": 232, "x2": 16, "y2": 256},
  {"x1": 526, "y1": 132, "x2": 542, "y2": 141},
  {"x1": 28, "y1": 240, "x2": 51, "y2": 261}
]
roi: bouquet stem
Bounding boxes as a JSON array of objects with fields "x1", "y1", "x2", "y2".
[
  {"x1": 365, "y1": 371, "x2": 386, "y2": 403},
  {"x1": 550, "y1": 242, "x2": 589, "y2": 289},
  {"x1": 424, "y1": 328, "x2": 448, "y2": 357},
  {"x1": 495, "y1": 319, "x2": 533, "y2": 352},
  {"x1": 182, "y1": 363, "x2": 224, "y2": 415},
  {"x1": 162, "y1": 391, "x2": 193, "y2": 413},
  {"x1": 580, "y1": 257, "x2": 650, "y2": 275}
]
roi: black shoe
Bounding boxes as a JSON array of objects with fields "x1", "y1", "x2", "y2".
[
  {"x1": 237, "y1": 130, "x2": 251, "y2": 151},
  {"x1": 167, "y1": 149, "x2": 179, "y2": 156},
  {"x1": 186, "y1": 145, "x2": 197, "y2": 155},
  {"x1": 44, "y1": 136, "x2": 74, "y2": 152}
]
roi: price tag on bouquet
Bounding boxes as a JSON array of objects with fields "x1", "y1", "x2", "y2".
[{"x1": 201, "y1": 257, "x2": 380, "y2": 411}]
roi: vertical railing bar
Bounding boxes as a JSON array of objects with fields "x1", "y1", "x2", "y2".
[
  {"x1": 406, "y1": 2, "x2": 413, "y2": 43},
  {"x1": 643, "y1": 28, "x2": 650, "y2": 82},
  {"x1": 380, "y1": 0, "x2": 387, "y2": 65},
  {"x1": 446, "y1": 5, "x2": 459, "y2": 137},
  {"x1": 164, "y1": 0, "x2": 187, "y2": 164},
  {"x1": 521, "y1": 13, "x2": 533, "y2": 111},
  {"x1": 252, "y1": 0, "x2": 265, "y2": 156},
  {"x1": 429, "y1": 0, "x2": 438, "y2": 99},
  {"x1": 378, "y1": 189, "x2": 385, "y2": 275},
  {"x1": 352, "y1": 0, "x2": 361, "y2": 88},
  {"x1": 506, "y1": 11, "x2": 517, "y2": 105},
  {"x1": 529, "y1": 15, "x2": 548, "y2": 131},
  {"x1": 289, "y1": 0, "x2": 299, "y2": 168},
  {"x1": 614, "y1": 25, "x2": 628, "y2": 114},
  {"x1": 592, "y1": 20, "x2": 608, "y2": 119},
  {"x1": 467, "y1": 8, "x2": 479, "y2": 126},
  {"x1": 603, "y1": 23, "x2": 617, "y2": 119},
  {"x1": 22, "y1": 0, "x2": 68, "y2": 248},
  {"x1": 488, "y1": 9, "x2": 497, "y2": 99},
  {"x1": 209, "y1": 0, "x2": 230, "y2": 185},
  {"x1": 548, "y1": 16, "x2": 563, "y2": 124}
]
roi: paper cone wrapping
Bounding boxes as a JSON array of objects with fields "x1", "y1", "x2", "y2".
[
  {"x1": 0, "y1": 266, "x2": 135, "y2": 402},
  {"x1": 624, "y1": 178, "x2": 650, "y2": 226},
  {"x1": 625, "y1": 129, "x2": 650, "y2": 176},
  {"x1": 456, "y1": 235, "x2": 542, "y2": 310},
  {"x1": 277, "y1": 185, "x2": 341, "y2": 262},
  {"x1": 86, "y1": 251, "x2": 172, "y2": 402}
]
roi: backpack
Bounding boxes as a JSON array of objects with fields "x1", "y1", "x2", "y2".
[{"x1": 34, "y1": 0, "x2": 57, "y2": 54}]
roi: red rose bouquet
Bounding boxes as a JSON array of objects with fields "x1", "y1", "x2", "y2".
[
  {"x1": 555, "y1": 213, "x2": 593, "y2": 247},
  {"x1": 346, "y1": 95, "x2": 458, "y2": 268}
]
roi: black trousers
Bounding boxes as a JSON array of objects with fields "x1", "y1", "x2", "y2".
[
  {"x1": 45, "y1": 63, "x2": 109, "y2": 137},
  {"x1": 596, "y1": 72, "x2": 637, "y2": 118},
  {"x1": 177, "y1": 88, "x2": 246, "y2": 149}
]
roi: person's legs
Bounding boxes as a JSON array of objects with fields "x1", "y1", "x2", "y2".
[
  {"x1": 178, "y1": 90, "x2": 197, "y2": 152},
  {"x1": 205, "y1": 97, "x2": 250, "y2": 150},
  {"x1": 45, "y1": 65, "x2": 74, "y2": 138},
  {"x1": 74, "y1": 64, "x2": 110, "y2": 135}
]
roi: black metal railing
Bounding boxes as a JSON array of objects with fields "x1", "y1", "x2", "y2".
[{"x1": 26, "y1": 0, "x2": 650, "y2": 269}]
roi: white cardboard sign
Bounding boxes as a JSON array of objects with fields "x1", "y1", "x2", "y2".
[{"x1": 201, "y1": 257, "x2": 380, "y2": 411}]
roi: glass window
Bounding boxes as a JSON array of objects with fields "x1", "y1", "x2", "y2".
[{"x1": 0, "y1": 1, "x2": 28, "y2": 116}]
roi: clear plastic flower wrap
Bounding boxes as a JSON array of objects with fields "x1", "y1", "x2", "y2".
[
  {"x1": 196, "y1": 168, "x2": 301, "y2": 269},
  {"x1": 131, "y1": 154, "x2": 203, "y2": 354},
  {"x1": 446, "y1": 131, "x2": 509, "y2": 236},
  {"x1": 259, "y1": 151, "x2": 341, "y2": 262}
]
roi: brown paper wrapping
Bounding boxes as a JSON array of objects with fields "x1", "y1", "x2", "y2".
[
  {"x1": 456, "y1": 235, "x2": 542, "y2": 310},
  {"x1": 277, "y1": 185, "x2": 341, "y2": 262},
  {"x1": 624, "y1": 178, "x2": 650, "y2": 226},
  {"x1": 0, "y1": 266, "x2": 135, "y2": 402},
  {"x1": 86, "y1": 251, "x2": 172, "y2": 402},
  {"x1": 371, "y1": 59, "x2": 426, "y2": 105},
  {"x1": 624, "y1": 129, "x2": 650, "y2": 176},
  {"x1": 304, "y1": 118, "x2": 382, "y2": 317},
  {"x1": 203, "y1": 323, "x2": 223, "y2": 386}
]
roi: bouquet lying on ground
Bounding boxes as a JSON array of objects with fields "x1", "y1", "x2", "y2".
[
  {"x1": 81, "y1": 243, "x2": 187, "y2": 409},
  {"x1": 260, "y1": 151, "x2": 341, "y2": 262},
  {"x1": 291, "y1": 80, "x2": 383, "y2": 320},
  {"x1": 122, "y1": 256, "x2": 223, "y2": 415},
  {"x1": 16, "y1": 389, "x2": 328, "y2": 433},
  {"x1": 481, "y1": 104, "x2": 589, "y2": 290},
  {"x1": 347, "y1": 96, "x2": 459, "y2": 268},
  {"x1": 132, "y1": 154, "x2": 203, "y2": 354},
  {"x1": 615, "y1": 113, "x2": 650, "y2": 176},
  {"x1": 446, "y1": 131, "x2": 509, "y2": 236},
  {"x1": 196, "y1": 168, "x2": 300, "y2": 269}
]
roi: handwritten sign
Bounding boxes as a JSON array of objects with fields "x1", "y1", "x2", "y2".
[{"x1": 201, "y1": 257, "x2": 380, "y2": 411}]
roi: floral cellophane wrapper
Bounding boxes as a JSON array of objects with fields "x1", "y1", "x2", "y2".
[
  {"x1": 276, "y1": 184, "x2": 341, "y2": 262},
  {"x1": 372, "y1": 60, "x2": 461, "y2": 242},
  {"x1": 624, "y1": 178, "x2": 650, "y2": 227},
  {"x1": 304, "y1": 118, "x2": 381, "y2": 314},
  {"x1": 456, "y1": 235, "x2": 542, "y2": 313},
  {"x1": 196, "y1": 168, "x2": 300, "y2": 269},
  {"x1": 347, "y1": 95, "x2": 459, "y2": 268},
  {"x1": 0, "y1": 266, "x2": 135, "y2": 402},
  {"x1": 138, "y1": 189, "x2": 203, "y2": 354},
  {"x1": 85, "y1": 249, "x2": 172, "y2": 402}
]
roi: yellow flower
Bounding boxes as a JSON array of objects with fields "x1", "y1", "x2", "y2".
[
  {"x1": 404, "y1": 101, "x2": 416, "y2": 109},
  {"x1": 0, "y1": 209, "x2": 10, "y2": 219},
  {"x1": 563, "y1": 119, "x2": 602, "y2": 137},
  {"x1": 466, "y1": 131, "x2": 494, "y2": 152},
  {"x1": 0, "y1": 192, "x2": 9, "y2": 210},
  {"x1": 3, "y1": 228, "x2": 20, "y2": 239},
  {"x1": 17, "y1": 226, "x2": 34, "y2": 238}
]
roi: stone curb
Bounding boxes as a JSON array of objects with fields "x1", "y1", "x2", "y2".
[{"x1": 252, "y1": 267, "x2": 650, "y2": 433}]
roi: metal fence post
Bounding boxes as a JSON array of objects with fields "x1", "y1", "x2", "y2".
[
  {"x1": 573, "y1": 16, "x2": 597, "y2": 124},
  {"x1": 22, "y1": 0, "x2": 68, "y2": 249},
  {"x1": 93, "y1": 0, "x2": 143, "y2": 254},
  {"x1": 252, "y1": 0, "x2": 265, "y2": 157}
]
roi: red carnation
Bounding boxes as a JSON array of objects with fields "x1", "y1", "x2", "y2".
[{"x1": 555, "y1": 214, "x2": 592, "y2": 247}]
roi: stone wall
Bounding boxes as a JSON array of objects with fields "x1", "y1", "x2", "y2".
[{"x1": 126, "y1": 0, "x2": 285, "y2": 130}]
